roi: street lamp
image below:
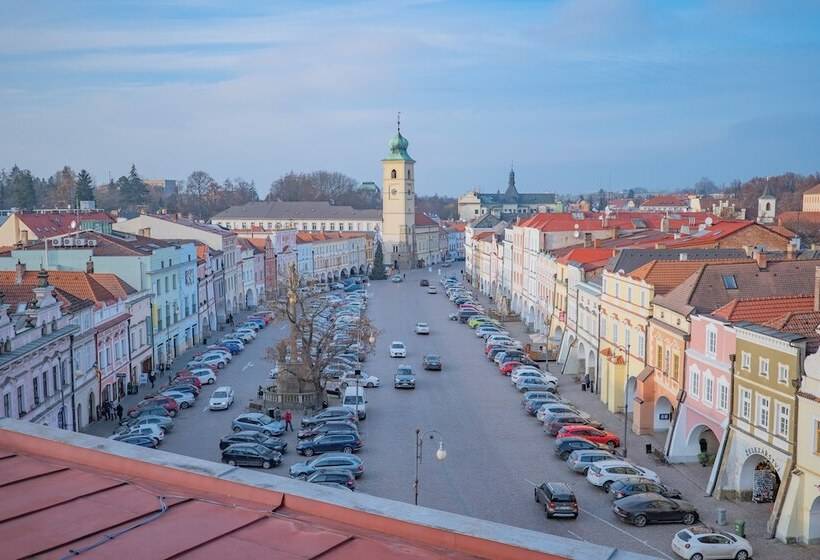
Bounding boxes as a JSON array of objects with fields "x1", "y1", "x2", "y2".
[
  {"x1": 619, "y1": 343, "x2": 631, "y2": 458},
  {"x1": 414, "y1": 428, "x2": 447, "y2": 505}
]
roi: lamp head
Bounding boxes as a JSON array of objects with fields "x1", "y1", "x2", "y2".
[{"x1": 435, "y1": 441, "x2": 447, "y2": 461}]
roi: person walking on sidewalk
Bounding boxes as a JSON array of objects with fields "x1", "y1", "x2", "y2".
[
  {"x1": 116, "y1": 402, "x2": 123, "y2": 422},
  {"x1": 148, "y1": 371, "x2": 155, "y2": 389},
  {"x1": 283, "y1": 409, "x2": 293, "y2": 432}
]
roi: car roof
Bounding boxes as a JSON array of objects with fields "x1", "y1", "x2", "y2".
[
  {"x1": 595, "y1": 459, "x2": 632, "y2": 468},
  {"x1": 545, "y1": 482, "x2": 574, "y2": 494},
  {"x1": 213, "y1": 386, "x2": 232, "y2": 392}
]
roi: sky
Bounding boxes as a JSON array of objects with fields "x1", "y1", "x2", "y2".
[{"x1": 1, "y1": 0, "x2": 820, "y2": 198}]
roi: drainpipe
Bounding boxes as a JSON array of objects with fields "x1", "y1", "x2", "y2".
[
  {"x1": 595, "y1": 304, "x2": 603, "y2": 396},
  {"x1": 767, "y1": 341, "x2": 805, "y2": 538},
  {"x1": 709, "y1": 352, "x2": 736, "y2": 496},
  {"x1": 69, "y1": 334, "x2": 76, "y2": 432}
]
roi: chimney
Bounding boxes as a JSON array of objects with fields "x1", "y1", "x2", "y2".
[
  {"x1": 584, "y1": 232, "x2": 592, "y2": 248},
  {"x1": 593, "y1": 238, "x2": 602, "y2": 248},
  {"x1": 786, "y1": 242, "x2": 796, "y2": 260},
  {"x1": 610, "y1": 228, "x2": 618, "y2": 239},
  {"x1": 660, "y1": 216, "x2": 670, "y2": 233},
  {"x1": 742, "y1": 245, "x2": 753, "y2": 257},
  {"x1": 15, "y1": 261, "x2": 25, "y2": 285},
  {"x1": 754, "y1": 249, "x2": 767, "y2": 270},
  {"x1": 86, "y1": 257, "x2": 94, "y2": 274}
]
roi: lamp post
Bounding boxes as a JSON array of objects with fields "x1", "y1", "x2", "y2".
[
  {"x1": 621, "y1": 343, "x2": 631, "y2": 458},
  {"x1": 414, "y1": 428, "x2": 447, "y2": 505}
]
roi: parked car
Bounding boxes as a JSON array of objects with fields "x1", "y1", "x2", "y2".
[
  {"x1": 545, "y1": 414, "x2": 603, "y2": 436},
  {"x1": 522, "y1": 391, "x2": 557, "y2": 405},
  {"x1": 125, "y1": 405, "x2": 171, "y2": 421},
  {"x1": 557, "y1": 425, "x2": 620, "y2": 449},
  {"x1": 608, "y1": 478, "x2": 682, "y2": 500},
  {"x1": 389, "y1": 341, "x2": 407, "y2": 358},
  {"x1": 112, "y1": 424, "x2": 164, "y2": 442},
  {"x1": 128, "y1": 397, "x2": 179, "y2": 418},
  {"x1": 162, "y1": 382, "x2": 200, "y2": 398},
  {"x1": 422, "y1": 353, "x2": 442, "y2": 371},
  {"x1": 612, "y1": 493, "x2": 698, "y2": 527},
  {"x1": 160, "y1": 390, "x2": 196, "y2": 409},
  {"x1": 394, "y1": 366, "x2": 416, "y2": 389},
  {"x1": 219, "y1": 431, "x2": 287, "y2": 453},
  {"x1": 553, "y1": 436, "x2": 607, "y2": 460},
  {"x1": 171, "y1": 372, "x2": 204, "y2": 389},
  {"x1": 671, "y1": 527, "x2": 752, "y2": 560},
  {"x1": 340, "y1": 371, "x2": 380, "y2": 389},
  {"x1": 289, "y1": 453, "x2": 364, "y2": 479},
  {"x1": 511, "y1": 369, "x2": 547, "y2": 385},
  {"x1": 114, "y1": 434, "x2": 158, "y2": 448},
  {"x1": 296, "y1": 433, "x2": 363, "y2": 456},
  {"x1": 537, "y1": 403, "x2": 579, "y2": 422},
  {"x1": 199, "y1": 349, "x2": 233, "y2": 362},
  {"x1": 231, "y1": 412, "x2": 285, "y2": 436},
  {"x1": 209, "y1": 386, "x2": 235, "y2": 410},
  {"x1": 300, "y1": 407, "x2": 358, "y2": 429},
  {"x1": 125, "y1": 415, "x2": 174, "y2": 433},
  {"x1": 187, "y1": 354, "x2": 227, "y2": 369},
  {"x1": 566, "y1": 449, "x2": 618, "y2": 473},
  {"x1": 517, "y1": 380, "x2": 557, "y2": 394},
  {"x1": 533, "y1": 482, "x2": 578, "y2": 519},
  {"x1": 415, "y1": 322, "x2": 430, "y2": 335},
  {"x1": 524, "y1": 398, "x2": 562, "y2": 416},
  {"x1": 586, "y1": 460, "x2": 660, "y2": 490},
  {"x1": 235, "y1": 327, "x2": 257, "y2": 339},
  {"x1": 306, "y1": 469, "x2": 356, "y2": 490},
  {"x1": 221, "y1": 443, "x2": 282, "y2": 469},
  {"x1": 227, "y1": 331, "x2": 253, "y2": 343},
  {"x1": 297, "y1": 420, "x2": 359, "y2": 440}
]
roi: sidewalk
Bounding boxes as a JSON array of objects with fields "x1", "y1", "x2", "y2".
[{"x1": 83, "y1": 312, "x2": 255, "y2": 438}]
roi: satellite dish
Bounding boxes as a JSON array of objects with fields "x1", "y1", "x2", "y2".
[
  {"x1": 573, "y1": 230, "x2": 580, "y2": 238},
  {"x1": 70, "y1": 220, "x2": 77, "y2": 229},
  {"x1": 705, "y1": 217, "x2": 713, "y2": 226}
]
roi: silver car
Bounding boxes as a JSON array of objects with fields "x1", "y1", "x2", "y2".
[
  {"x1": 232, "y1": 413, "x2": 285, "y2": 436},
  {"x1": 566, "y1": 449, "x2": 617, "y2": 474}
]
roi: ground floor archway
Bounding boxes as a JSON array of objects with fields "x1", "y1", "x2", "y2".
[
  {"x1": 654, "y1": 396, "x2": 673, "y2": 431},
  {"x1": 88, "y1": 392, "x2": 95, "y2": 423},
  {"x1": 245, "y1": 288, "x2": 256, "y2": 308},
  {"x1": 685, "y1": 424, "x2": 719, "y2": 458},
  {"x1": 740, "y1": 454, "x2": 780, "y2": 503},
  {"x1": 810, "y1": 496, "x2": 820, "y2": 544}
]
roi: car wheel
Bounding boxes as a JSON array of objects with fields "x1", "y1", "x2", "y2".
[
  {"x1": 169, "y1": 410, "x2": 178, "y2": 417},
  {"x1": 342, "y1": 446, "x2": 353, "y2": 454},
  {"x1": 181, "y1": 402, "x2": 190, "y2": 409},
  {"x1": 602, "y1": 481, "x2": 613, "y2": 492},
  {"x1": 228, "y1": 459, "x2": 236, "y2": 466},
  {"x1": 263, "y1": 430, "x2": 272, "y2": 437},
  {"x1": 607, "y1": 441, "x2": 616, "y2": 450},
  {"x1": 299, "y1": 473, "x2": 308, "y2": 480},
  {"x1": 218, "y1": 362, "x2": 225, "y2": 369},
  {"x1": 262, "y1": 461, "x2": 271, "y2": 469},
  {"x1": 690, "y1": 554, "x2": 703, "y2": 560},
  {"x1": 632, "y1": 514, "x2": 647, "y2": 527},
  {"x1": 534, "y1": 489, "x2": 539, "y2": 503},
  {"x1": 682, "y1": 512, "x2": 697, "y2": 525},
  {"x1": 232, "y1": 426, "x2": 241, "y2": 432},
  {"x1": 734, "y1": 551, "x2": 749, "y2": 560},
  {"x1": 208, "y1": 378, "x2": 215, "y2": 384},
  {"x1": 365, "y1": 382, "x2": 373, "y2": 388},
  {"x1": 559, "y1": 451, "x2": 570, "y2": 461},
  {"x1": 304, "y1": 448, "x2": 315, "y2": 457}
]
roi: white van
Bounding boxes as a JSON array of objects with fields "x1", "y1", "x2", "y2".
[{"x1": 342, "y1": 386, "x2": 367, "y2": 420}]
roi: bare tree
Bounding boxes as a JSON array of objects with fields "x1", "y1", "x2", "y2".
[{"x1": 270, "y1": 265, "x2": 377, "y2": 400}]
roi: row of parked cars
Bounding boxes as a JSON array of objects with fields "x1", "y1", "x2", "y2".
[{"x1": 110, "y1": 311, "x2": 272, "y2": 449}]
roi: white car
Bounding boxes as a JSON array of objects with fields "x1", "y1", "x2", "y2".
[
  {"x1": 426, "y1": 286, "x2": 437, "y2": 294},
  {"x1": 672, "y1": 527, "x2": 752, "y2": 560},
  {"x1": 229, "y1": 331, "x2": 254, "y2": 343},
  {"x1": 341, "y1": 372, "x2": 380, "y2": 388},
  {"x1": 188, "y1": 368, "x2": 217, "y2": 385},
  {"x1": 188, "y1": 354, "x2": 226, "y2": 369},
  {"x1": 161, "y1": 390, "x2": 196, "y2": 409},
  {"x1": 389, "y1": 341, "x2": 407, "y2": 358},
  {"x1": 208, "y1": 386, "x2": 235, "y2": 410},
  {"x1": 415, "y1": 322, "x2": 430, "y2": 335},
  {"x1": 586, "y1": 460, "x2": 660, "y2": 490},
  {"x1": 235, "y1": 327, "x2": 257, "y2": 339},
  {"x1": 536, "y1": 402, "x2": 579, "y2": 423},
  {"x1": 511, "y1": 369, "x2": 551, "y2": 385},
  {"x1": 201, "y1": 349, "x2": 232, "y2": 362},
  {"x1": 112, "y1": 423, "x2": 164, "y2": 441}
]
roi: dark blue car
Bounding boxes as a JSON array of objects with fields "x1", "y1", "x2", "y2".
[{"x1": 222, "y1": 341, "x2": 242, "y2": 354}]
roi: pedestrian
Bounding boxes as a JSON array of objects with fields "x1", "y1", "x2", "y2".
[
  {"x1": 116, "y1": 402, "x2": 123, "y2": 422},
  {"x1": 257, "y1": 385, "x2": 264, "y2": 400},
  {"x1": 403, "y1": 272, "x2": 406, "y2": 280},
  {"x1": 284, "y1": 409, "x2": 293, "y2": 432},
  {"x1": 582, "y1": 371, "x2": 590, "y2": 392},
  {"x1": 96, "y1": 404, "x2": 102, "y2": 421},
  {"x1": 148, "y1": 371, "x2": 155, "y2": 389},
  {"x1": 102, "y1": 401, "x2": 110, "y2": 421}
]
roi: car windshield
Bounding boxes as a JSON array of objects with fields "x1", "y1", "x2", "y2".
[
  {"x1": 343, "y1": 395, "x2": 364, "y2": 405},
  {"x1": 426, "y1": 354, "x2": 440, "y2": 361},
  {"x1": 257, "y1": 416, "x2": 273, "y2": 425},
  {"x1": 212, "y1": 391, "x2": 227, "y2": 398},
  {"x1": 391, "y1": 343, "x2": 404, "y2": 349}
]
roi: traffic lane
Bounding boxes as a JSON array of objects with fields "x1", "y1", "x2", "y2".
[{"x1": 363, "y1": 272, "x2": 678, "y2": 558}]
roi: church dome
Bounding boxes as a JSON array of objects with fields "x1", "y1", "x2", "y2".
[{"x1": 388, "y1": 132, "x2": 409, "y2": 153}]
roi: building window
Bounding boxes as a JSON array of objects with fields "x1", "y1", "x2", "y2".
[
  {"x1": 637, "y1": 333, "x2": 645, "y2": 358},
  {"x1": 815, "y1": 420, "x2": 820, "y2": 453},
  {"x1": 156, "y1": 279, "x2": 161, "y2": 295},
  {"x1": 718, "y1": 381, "x2": 729, "y2": 412},
  {"x1": 32, "y1": 377, "x2": 39, "y2": 406},
  {"x1": 43, "y1": 371, "x2": 49, "y2": 398},
  {"x1": 722, "y1": 274, "x2": 737, "y2": 289},
  {"x1": 172, "y1": 274, "x2": 177, "y2": 289},
  {"x1": 777, "y1": 363, "x2": 789, "y2": 384},
  {"x1": 757, "y1": 395, "x2": 770, "y2": 428},
  {"x1": 17, "y1": 386, "x2": 24, "y2": 416},
  {"x1": 776, "y1": 403, "x2": 790, "y2": 438},
  {"x1": 627, "y1": 286, "x2": 632, "y2": 303},
  {"x1": 673, "y1": 354, "x2": 680, "y2": 380},
  {"x1": 706, "y1": 327, "x2": 717, "y2": 357},
  {"x1": 3, "y1": 393, "x2": 9, "y2": 418},
  {"x1": 614, "y1": 284, "x2": 620, "y2": 298},
  {"x1": 740, "y1": 388, "x2": 752, "y2": 420},
  {"x1": 640, "y1": 291, "x2": 646, "y2": 307},
  {"x1": 689, "y1": 368, "x2": 700, "y2": 398},
  {"x1": 164, "y1": 277, "x2": 169, "y2": 291},
  {"x1": 612, "y1": 323, "x2": 618, "y2": 343},
  {"x1": 741, "y1": 351, "x2": 751, "y2": 371},
  {"x1": 657, "y1": 345, "x2": 663, "y2": 369},
  {"x1": 703, "y1": 374, "x2": 714, "y2": 405},
  {"x1": 759, "y1": 357, "x2": 769, "y2": 378},
  {"x1": 391, "y1": 169, "x2": 397, "y2": 179}
]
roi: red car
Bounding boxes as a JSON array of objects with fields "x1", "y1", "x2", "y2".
[
  {"x1": 499, "y1": 361, "x2": 523, "y2": 375},
  {"x1": 129, "y1": 396, "x2": 179, "y2": 417},
  {"x1": 172, "y1": 372, "x2": 202, "y2": 389},
  {"x1": 556, "y1": 425, "x2": 620, "y2": 449},
  {"x1": 250, "y1": 312, "x2": 273, "y2": 325}
]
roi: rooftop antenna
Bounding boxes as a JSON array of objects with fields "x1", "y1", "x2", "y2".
[{"x1": 397, "y1": 111, "x2": 401, "y2": 133}]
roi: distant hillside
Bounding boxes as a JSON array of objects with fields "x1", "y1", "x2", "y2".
[{"x1": 725, "y1": 172, "x2": 820, "y2": 214}]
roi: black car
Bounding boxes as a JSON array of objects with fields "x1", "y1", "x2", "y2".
[
  {"x1": 221, "y1": 443, "x2": 282, "y2": 469},
  {"x1": 115, "y1": 435, "x2": 158, "y2": 448},
  {"x1": 300, "y1": 407, "x2": 358, "y2": 429},
  {"x1": 297, "y1": 421, "x2": 359, "y2": 440},
  {"x1": 608, "y1": 479, "x2": 682, "y2": 500},
  {"x1": 534, "y1": 482, "x2": 578, "y2": 519},
  {"x1": 219, "y1": 431, "x2": 288, "y2": 453},
  {"x1": 423, "y1": 353, "x2": 442, "y2": 371},
  {"x1": 394, "y1": 366, "x2": 416, "y2": 389},
  {"x1": 612, "y1": 493, "x2": 698, "y2": 527},
  {"x1": 419, "y1": 279, "x2": 429, "y2": 287},
  {"x1": 289, "y1": 453, "x2": 364, "y2": 479},
  {"x1": 296, "y1": 433, "x2": 363, "y2": 456},
  {"x1": 553, "y1": 437, "x2": 607, "y2": 460},
  {"x1": 306, "y1": 469, "x2": 356, "y2": 490}
]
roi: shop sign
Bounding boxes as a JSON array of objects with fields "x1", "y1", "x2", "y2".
[{"x1": 743, "y1": 445, "x2": 780, "y2": 471}]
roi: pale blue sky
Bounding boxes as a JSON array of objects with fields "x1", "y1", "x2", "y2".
[{"x1": 1, "y1": 0, "x2": 819, "y2": 197}]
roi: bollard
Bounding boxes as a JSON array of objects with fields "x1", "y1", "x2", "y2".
[
  {"x1": 734, "y1": 520, "x2": 746, "y2": 538},
  {"x1": 645, "y1": 443, "x2": 653, "y2": 454},
  {"x1": 716, "y1": 508, "x2": 727, "y2": 526}
]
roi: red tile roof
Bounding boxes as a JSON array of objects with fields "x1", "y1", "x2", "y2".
[
  {"x1": 778, "y1": 211, "x2": 820, "y2": 225},
  {"x1": 415, "y1": 212, "x2": 438, "y2": 227},
  {"x1": 712, "y1": 295, "x2": 815, "y2": 323},
  {"x1": 627, "y1": 260, "x2": 707, "y2": 294},
  {"x1": 764, "y1": 310, "x2": 820, "y2": 336},
  {"x1": 0, "y1": 270, "x2": 125, "y2": 305},
  {"x1": 803, "y1": 183, "x2": 820, "y2": 195},
  {"x1": 639, "y1": 195, "x2": 688, "y2": 207},
  {"x1": 16, "y1": 212, "x2": 114, "y2": 238},
  {"x1": 557, "y1": 248, "x2": 616, "y2": 267},
  {"x1": 296, "y1": 231, "x2": 366, "y2": 243}
]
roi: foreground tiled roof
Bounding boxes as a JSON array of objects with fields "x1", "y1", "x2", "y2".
[
  {"x1": 764, "y1": 310, "x2": 820, "y2": 336},
  {"x1": 0, "y1": 270, "x2": 127, "y2": 305},
  {"x1": 711, "y1": 295, "x2": 815, "y2": 323},
  {"x1": 0, "y1": 421, "x2": 653, "y2": 560},
  {"x1": 16, "y1": 211, "x2": 114, "y2": 238},
  {"x1": 626, "y1": 260, "x2": 707, "y2": 294}
]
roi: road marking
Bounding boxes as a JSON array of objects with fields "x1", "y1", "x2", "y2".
[
  {"x1": 578, "y1": 506, "x2": 674, "y2": 560},
  {"x1": 566, "y1": 530, "x2": 586, "y2": 542},
  {"x1": 242, "y1": 362, "x2": 254, "y2": 372}
]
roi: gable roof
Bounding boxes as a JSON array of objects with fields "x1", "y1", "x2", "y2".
[
  {"x1": 415, "y1": 212, "x2": 438, "y2": 227},
  {"x1": 626, "y1": 261, "x2": 707, "y2": 295},
  {"x1": 711, "y1": 295, "x2": 815, "y2": 324},
  {"x1": 469, "y1": 214, "x2": 502, "y2": 229},
  {"x1": 15, "y1": 211, "x2": 114, "y2": 239},
  {"x1": 606, "y1": 248, "x2": 749, "y2": 274},
  {"x1": 557, "y1": 248, "x2": 616, "y2": 269},
  {"x1": 639, "y1": 195, "x2": 688, "y2": 207},
  {"x1": 212, "y1": 201, "x2": 382, "y2": 221},
  {"x1": 803, "y1": 183, "x2": 820, "y2": 195}
]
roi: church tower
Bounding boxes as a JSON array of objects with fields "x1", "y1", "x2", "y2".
[
  {"x1": 757, "y1": 183, "x2": 776, "y2": 224},
  {"x1": 381, "y1": 115, "x2": 416, "y2": 270}
]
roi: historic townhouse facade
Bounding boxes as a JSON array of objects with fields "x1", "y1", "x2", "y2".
[{"x1": 295, "y1": 232, "x2": 367, "y2": 284}]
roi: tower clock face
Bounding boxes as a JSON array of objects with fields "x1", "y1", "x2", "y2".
[{"x1": 391, "y1": 189, "x2": 397, "y2": 196}]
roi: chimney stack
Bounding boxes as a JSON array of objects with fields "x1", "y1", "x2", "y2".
[
  {"x1": 786, "y1": 242, "x2": 796, "y2": 260},
  {"x1": 660, "y1": 216, "x2": 670, "y2": 233},
  {"x1": 754, "y1": 249, "x2": 767, "y2": 270},
  {"x1": 584, "y1": 232, "x2": 592, "y2": 248},
  {"x1": 86, "y1": 257, "x2": 94, "y2": 274},
  {"x1": 593, "y1": 238, "x2": 602, "y2": 248},
  {"x1": 15, "y1": 260, "x2": 25, "y2": 285}
]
